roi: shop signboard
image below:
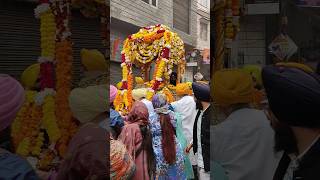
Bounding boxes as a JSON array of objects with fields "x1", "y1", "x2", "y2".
[{"x1": 268, "y1": 34, "x2": 298, "y2": 60}]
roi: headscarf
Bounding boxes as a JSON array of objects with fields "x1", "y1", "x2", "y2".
[
  {"x1": 132, "y1": 88, "x2": 148, "y2": 101},
  {"x1": 21, "y1": 63, "x2": 40, "y2": 89},
  {"x1": 152, "y1": 93, "x2": 171, "y2": 115},
  {"x1": 110, "y1": 85, "x2": 118, "y2": 103},
  {"x1": 126, "y1": 102, "x2": 149, "y2": 126},
  {"x1": 262, "y1": 65, "x2": 320, "y2": 128},
  {"x1": 0, "y1": 74, "x2": 25, "y2": 131},
  {"x1": 176, "y1": 83, "x2": 193, "y2": 96},
  {"x1": 213, "y1": 69, "x2": 254, "y2": 106},
  {"x1": 69, "y1": 85, "x2": 107, "y2": 124},
  {"x1": 192, "y1": 82, "x2": 211, "y2": 102},
  {"x1": 81, "y1": 49, "x2": 107, "y2": 71},
  {"x1": 242, "y1": 65, "x2": 262, "y2": 87}
]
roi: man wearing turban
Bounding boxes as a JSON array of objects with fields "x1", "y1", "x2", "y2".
[
  {"x1": 0, "y1": 74, "x2": 39, "y2": 180},
  {"x1": 55, "y1": 85, "x2": 108, "y2": 179},
  {"x1": 171, "y1": 82, "x2": 197, "y2": 171},
  {"x1": 132, "y1": 88, "x2": 154, "y2": 114},
  {"x1": 191, "y1": 82, "x2": 211, "y2": 179},
  {"x1": 262, "y1": 63, "x2": 320, "y2": 179},
  {"x1": 212, "y1": 69, "x2": 280, "y2": 180},
  {"x1": 78, "y1": 49, "x2": 108, "y2": 88}
]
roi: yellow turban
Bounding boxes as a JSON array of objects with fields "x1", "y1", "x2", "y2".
[
  {"x1": 132, "y1": 88, "x2": 148, "y2": 101},
  {"x1": 81, "y1": 49, "x2": 107, "y2": 71},
  {"x1": 276, "y1": 62, "x2": 314, "y2": 73},
  {"x1": 242, "y1": 65, "x2": 262, "y2": 87},
  {"x1": 135, "y1": 77, "x2": 144, "y2": 85},
  {"x1": 69, "y1": 85, "x2": 108, "y2": 124},
  {"x1": 21, "y1": 63, "x2": 40, "y2": 89},
  {"x1": 213, "y1": 69, "x2": 254, "y2": 106},
  {"x1": 176, "y1": 83, "x2": 193, "y2": 96}
]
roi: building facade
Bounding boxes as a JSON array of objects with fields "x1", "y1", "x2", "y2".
[{"x1": 110, "y1": 0, "x2": 198, "y2": 84}]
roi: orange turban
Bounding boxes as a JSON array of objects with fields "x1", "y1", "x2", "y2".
[
  {"x1": 213, "y1": 69, "x2": 254, "y2": 106},
  {"x1": 176, "y1": 82, "x2": 192, "y2": 96}
]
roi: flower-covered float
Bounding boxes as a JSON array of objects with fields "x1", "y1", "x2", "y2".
[
  {"x1": 11, "y1": 0, "x2": 108, "y2": 171},
  {"x1": 114, "y1": 24, "x2": 187, "y2": 114}
]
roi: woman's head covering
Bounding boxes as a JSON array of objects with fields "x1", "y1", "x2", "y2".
[
  {"x1": 192, "y1": 82, "x2": 210, "y2": 102},
  {"x1": 0, "y1": 74, "x2": 25, "y2": 131},
  {"x1": 69, "y1": 85, "x2": 108, "y2": 124},
  {"x1": 242, "y1": 65, "x2": 262, "y2": 87},
  {"x1": 152, "y1": 93, "x2": 171, "y2": 114},
  {"x1": 151, "y1": 93, "x2": 167, "y2": 109},
  {"x1": 176, "y1": 83, "x2": 193, "y2": 96},
  {"x1": 81, "y1": 49, "x2": 107, "y2": 71},
  {"x1": 132, "y1": 88, "x2": 147, "y2": 101},
  {"x1": 110, "y1": 85, "x2": 118, "y2": 103},
  {"x1": 21, "y1": 63, "x2": 40, "y2": 89},
  {"x1": 126, "y1": 101, "x2": 149, "y2": 126},
  {"x1": 213, "y1": 69, "x2": 254, "y2": 106},
  {"x1": 262, "y1": 65, "x2": 320, "y2": 128}
]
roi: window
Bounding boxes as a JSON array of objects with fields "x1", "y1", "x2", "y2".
[
  {"x1": 141, "y1": 0, "x2": 157, "y2": 7},
  {"x1": 200, "y1": 22, "x2": 208, "y2": 41},
  {"x1": 199, "y1": 0, "x2": 208, "y2": 8}
]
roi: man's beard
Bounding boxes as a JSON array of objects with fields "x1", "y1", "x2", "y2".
[{"x1": 273, "y1": 121, "x2": 298, "y2": 154}]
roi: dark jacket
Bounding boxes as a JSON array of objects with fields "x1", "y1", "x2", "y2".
[
  {"x1": 273, "y1": 138, "x2": 320, "y2": 180},
  {"x1": 193, "y1": 105, "x2": 212, "y2": 172}
]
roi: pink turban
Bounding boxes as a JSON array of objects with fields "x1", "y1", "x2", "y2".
[
  {"x1": 110, "y1": 85, "x2": 118, "y2": 103},
  {"x1": 0, "y1": 74, "x2": 25, "y2": 131}
]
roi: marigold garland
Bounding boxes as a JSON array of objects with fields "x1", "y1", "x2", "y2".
[
  {"x1": 39, "y1": 9, "x2": 56, "y2": 58},
  {"x1": 55, "y1": 40, "x2": 78, "y2": 157},
  {"x1": 43, "y1": 95, "x2": 61, "y2": 143},
  {"x1": 162, "y1": 87, "x2": 175, "y2": 103}
]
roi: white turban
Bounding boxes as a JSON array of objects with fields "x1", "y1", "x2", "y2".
[
  {"x1": 132, "y1": 88, "x2": 148, "y2": 101},
  {"x1": 69, "y1": 85, "x2": 108, "y2": 124}
]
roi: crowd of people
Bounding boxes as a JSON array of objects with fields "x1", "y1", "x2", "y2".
[
  {"x1": 110, "y1": 81, "x2": 211, "y2": 180},
  {"x1": 212, "y1": 62, "x2": 320, "y2": 180}
]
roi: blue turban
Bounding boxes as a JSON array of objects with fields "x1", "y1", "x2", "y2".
[{"x1": 262, "y1": 65, "x2": 320, "y2": 127}]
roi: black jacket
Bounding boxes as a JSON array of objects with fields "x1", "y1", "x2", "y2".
[
  {"x1": 193, "y1": 105, "x2": 212, "y2": 172},
  {"x1": 273, "y1": 138, "x2": 320, "y2": 180}
]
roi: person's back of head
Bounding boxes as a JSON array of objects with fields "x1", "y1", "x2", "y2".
[
  {"x1": 69, "y1": 85, "x2": 108, "y2": 125},
  {"x1": 262, "y1": 63, "x2": 320, "y2": 154},
  {"x1": 0, "y1": 74, "x2": 25, "y2": 152},
  {"x1": 0, "y1": 75, "x2": 39, "y2": 179},
  {"x1": 212, "y1": 69, "x2": 253, "y2": 114}
]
